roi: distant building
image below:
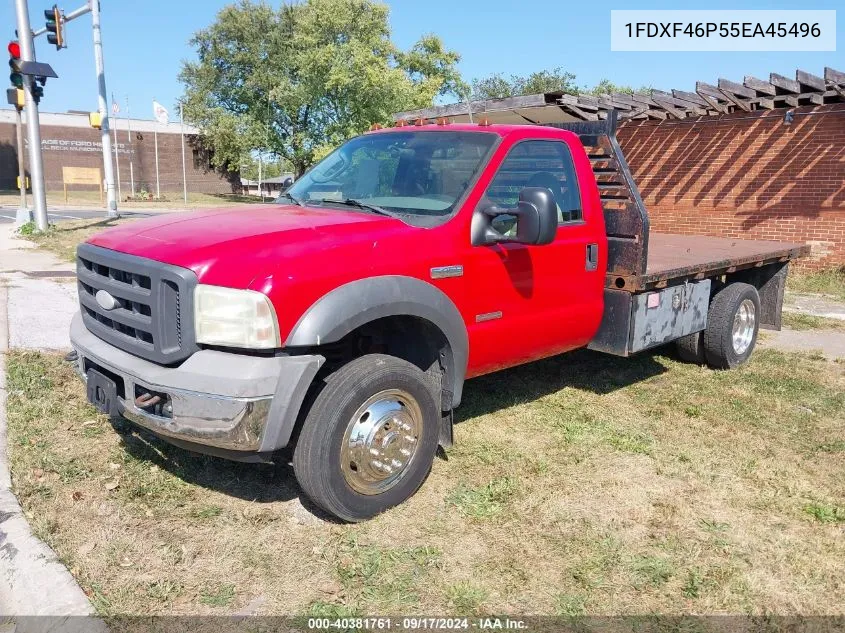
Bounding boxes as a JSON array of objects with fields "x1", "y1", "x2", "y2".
[
  {"x1": 0, "y1": 109, "x2": 238, "y2": 196},
  {"x1": 240, "y1": 174, "x2": 295, "y2": 198}
]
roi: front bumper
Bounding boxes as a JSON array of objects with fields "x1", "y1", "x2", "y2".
[{"x1": 70, "y1": 312, "x2": 323, "y2": 455}]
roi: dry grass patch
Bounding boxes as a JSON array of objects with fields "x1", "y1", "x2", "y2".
[
  {"x1": 788, "y1": 267, "x2": 845, "y2": 302},
  {"x1": 22, "y1": 217, "x2": 140, "y2": 262},
  {"x1": 5, "y1": 346, "x2": 844, "y2": 617},
  {"x1": 782, "y1": 312, "x2": 845, "y2": 332}
]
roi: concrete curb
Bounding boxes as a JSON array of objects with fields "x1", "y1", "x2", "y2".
[{"x1": 0, "y1": 285, "x2": 108, "y2": 632}]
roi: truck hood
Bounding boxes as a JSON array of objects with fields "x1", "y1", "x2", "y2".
[{"x1": 88, "y1": 204, "x2": 405, "y2": 288}]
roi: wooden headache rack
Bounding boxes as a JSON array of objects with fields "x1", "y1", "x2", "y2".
[{"x1": 547, "y1": 111, "x2": 649, "y2": 290}]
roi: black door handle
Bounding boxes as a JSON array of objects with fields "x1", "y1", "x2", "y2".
[{"x1": 586, "y1": 243, "x2": 598, "y2": 271}]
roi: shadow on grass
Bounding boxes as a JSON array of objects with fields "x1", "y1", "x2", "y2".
[
  {"x1": 115, "y1": 425, "x2": 293, "y2": 498},
  {"x1": 109, "y1": 347, "x2": 670, "y2": 518},
  {"x1": 48, "y1": 217, "x2": 125, "y2": 234},
  {"x1": 456, "y1": 347, "x2": 668, "y2": 423},
  {"x1": 115, "y1": 425, "x2": 339, "y2": 520}
]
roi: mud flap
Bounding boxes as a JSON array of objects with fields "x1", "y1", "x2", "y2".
[
  {"x1": 439, "y1": 388, "x2": 454, "y2": 448},
  {"x1": 439, "y1": 409, "x2": 454, "y2": 448}
]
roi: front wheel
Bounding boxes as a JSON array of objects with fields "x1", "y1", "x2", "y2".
[{"x1": 293, "y1": 354, "x2": 440, "y2": 522}]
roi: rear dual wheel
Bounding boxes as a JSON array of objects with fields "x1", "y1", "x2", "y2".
[
  {"x1": 675, "y1": 282, "x2": 760, "y2": 369},
  {"x1": 293, "y1": 354, "x2": 440, "y2": 522}
]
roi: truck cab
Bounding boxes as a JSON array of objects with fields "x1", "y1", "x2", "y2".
[{"x1": 70, "y1": 119, "x2": 806, "y2": 522}]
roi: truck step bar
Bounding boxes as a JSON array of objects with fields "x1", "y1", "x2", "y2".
[{"x1": 547, "y1": 111, "x2": 650, "y2": 290}]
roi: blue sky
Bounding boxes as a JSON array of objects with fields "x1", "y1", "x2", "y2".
[{"x1": 1, "y1": 0, "x2": 841, "y2": 119}]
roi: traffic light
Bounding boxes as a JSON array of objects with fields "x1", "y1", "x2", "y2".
[
  {"x1": 44, "y1": 5, "x2": 65, "y2": 50},
  {"x1": 8, "y1": 41, "x2": 23, "y2": 89},
  {"x1": 30, "y1": 78, "x2": 44, "y2": 103}
]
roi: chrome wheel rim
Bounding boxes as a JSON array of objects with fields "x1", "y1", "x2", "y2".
[
  {"x1": 340, "y1": 389, "x2": 422, "y2": 495},
  {"x1": 732, "y1": 299, "x2": 756, "y2": 355}
]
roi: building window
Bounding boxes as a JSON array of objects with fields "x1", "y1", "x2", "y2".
[{"x1": 192, "y1": 148, "x2": 213, "y2": 170}]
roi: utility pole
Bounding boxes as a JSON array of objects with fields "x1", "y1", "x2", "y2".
[
  {"x1": 111, "y1": 96, "x2": 121, "y2": 201},
  {"x1": 14, "y1": 106, "x2": 30, "y2": 225},
  {"x1": 14, "y1": 0, "x2": 48, "y2": 231},
  {"x1": 126, "y1": 95, "x2": 135, "y2": 196},
  {"x1": 179, "y1": 101, "x2": 187, "y2": 205},
  {"x1": 257, "y1": 151, "x2": 262, "y2": 200},
  {"x1": 154, "y1": 126, "x2": 160, "y2": 198},
  {"x1": 90, "y1": 0, "x2": 117, "y2": 215},
  {"x1": 112, "y1": 121, "x2": 121, "y2": 201}
]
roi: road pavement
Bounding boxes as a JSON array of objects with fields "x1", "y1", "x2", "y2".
[
  {"x1": 0, "y1": 226, "x2": 77, "y2": 350},
  {"x1": 0, "y1": 227, "x2": 105, "y2": 625},
  {"x1": 0, "y1": 207, "x2": 188, "y2": 224},
  {"x1": 0, "y1": 208, "x2": 112, "y2": 224}
]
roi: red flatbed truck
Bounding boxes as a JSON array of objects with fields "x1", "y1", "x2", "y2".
[{"x1": 70, "y1": 110, "x2": 808, "y2": 521}]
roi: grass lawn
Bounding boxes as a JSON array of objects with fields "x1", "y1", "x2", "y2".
[
  {"x1": 788, "y1": 268, "x2": 845, "y2": 303},
  {"x1": 6, "y1": 347, "x2": 844, "y2": 618},
  {"x1": 22, "y1": 218, "x2": 142, "y2": 263},
  {"x1": 0, "y1": 190, "x2": 267, "y2": 210},
  {"x1": 781, "y1": 312, "x2": 845, "y2": 332}
]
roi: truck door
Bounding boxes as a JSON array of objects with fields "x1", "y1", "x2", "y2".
[{"x1": 464, "y1": 138, "x2": 605, "y2": 376}]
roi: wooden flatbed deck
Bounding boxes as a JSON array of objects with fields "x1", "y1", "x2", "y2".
[{"x1": 634, "y1": 233, "x2": 810, "y2": 290}]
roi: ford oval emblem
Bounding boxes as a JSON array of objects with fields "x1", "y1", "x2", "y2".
[{"x1": 95, "y1": 289, "x2": 120, "y2": 311}]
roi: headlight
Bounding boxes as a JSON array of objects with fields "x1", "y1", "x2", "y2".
[{"x1": 194, "y1": 285, "x2": 280, "y2": 349}]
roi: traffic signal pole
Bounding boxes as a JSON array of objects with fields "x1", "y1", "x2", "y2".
[
  {"x1": 15, "y1": 107, "x2": 29, "y2": 224},
  {"x1": 13, "y1": 0, "x2": 48, "y2": 231},
  {"x1": 90, "y1": 0, "x2": 117, "y2": 216}
]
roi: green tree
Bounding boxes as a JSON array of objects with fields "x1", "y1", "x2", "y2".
[
  {"x1": 239, "y1": 153, "x2": 289, "y2": 181},
  {"x1": 180, "y1": 0, "x2": 463, "y2": 177},
  {"x1": 470, "y1": 68, "x2": 652, "y2": 100},
  {"x1": 585, "y1": 79, "x2": 653, "y2": 96},
  {"x1": 471, "y1": 67, "x2": 578, "y2": 100}
]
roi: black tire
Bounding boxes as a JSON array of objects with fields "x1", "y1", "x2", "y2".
[
  {"x1": 675, "y1": 331, "x2": 705, "y2": 364},
  {"x1": 292, "y1": 354, "x2": 440, "y2": 522},
  {"x1": 703, "y1": 283, "x2": 760, "y2": 369}
]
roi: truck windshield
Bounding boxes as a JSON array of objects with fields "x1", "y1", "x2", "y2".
[{"x1": 281, "y1": 131, "x2": 497, "y2": 217}]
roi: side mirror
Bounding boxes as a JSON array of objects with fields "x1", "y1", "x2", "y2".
[
  {"x1": 471, "y1": 187, "x2": 558, "y2": 247},
  {"x1": 282, "y1": 176, "x2": 294, "y2": 189}
]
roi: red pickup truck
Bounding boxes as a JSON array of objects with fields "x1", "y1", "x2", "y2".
[{"x1": 70, "y1": 112, "x2": 807, "y2": 521}]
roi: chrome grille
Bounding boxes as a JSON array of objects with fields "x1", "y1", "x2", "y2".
[{"x1": 76, "y1": 243, "x2": 198, "y2": 365}]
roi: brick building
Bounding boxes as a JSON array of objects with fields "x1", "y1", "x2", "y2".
[
  {"x1": 618, "y1": 104, "x2": 845, "y2": 271},
  {"x1": 398, "y1": 68, "x2": 845, "y2": 270},
  {"x1": 0, "y1": 109, "x2": 237, "y2": 197},
  {"x1": 4, "y1": 83, "x2": 845, "y2": 270}
]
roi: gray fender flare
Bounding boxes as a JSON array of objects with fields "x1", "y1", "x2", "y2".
[{"x1": 285, "y1": 275, "x2": 468, "y2": 407}]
